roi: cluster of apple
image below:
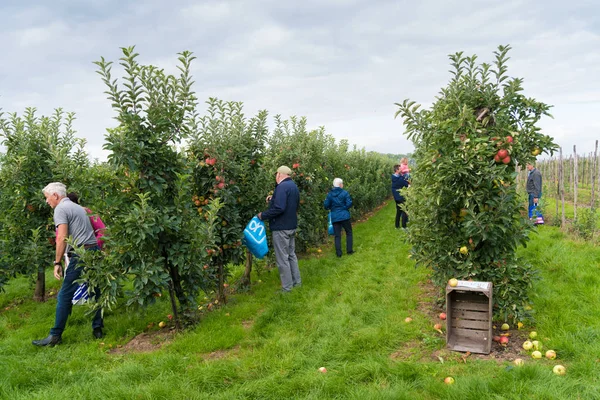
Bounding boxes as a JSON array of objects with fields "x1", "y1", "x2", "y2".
[
  {"x1": 490, "y1": 135, "x2": 514, "y2": 164},
  {"x1": 515, "y1": 331, "x2": 566, "y2": 375},
  {"x1": 492, "y1": 322, "x2": 512, "y2": 346}
]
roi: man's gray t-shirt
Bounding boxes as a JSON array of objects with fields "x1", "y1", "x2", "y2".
[{"x1": 54, "y1": 198, "x2": 97, "y2": 251}]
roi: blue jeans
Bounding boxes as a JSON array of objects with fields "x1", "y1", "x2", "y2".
[
  {"x1": 50, "y1": 247, "x2": 103, "y2": 336},
  {"x1": 528, "y1": 194, "x2": 538, "y2": 219}
]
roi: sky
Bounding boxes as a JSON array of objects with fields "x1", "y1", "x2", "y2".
[{"x1": 1, "y1": 0, "x2": 599, "y2": 162}]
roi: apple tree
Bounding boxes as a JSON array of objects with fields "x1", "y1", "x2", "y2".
[
  {"x1": 395, "y1": 45, "x2": 558, "y2": 323},
  {"x1": 0, "y1": 108, "x2": 90, "y2": 299},
  {"x1": 187, "y1": 98, "x2": 271, "y2": 296},
  {"x1": 92, "y1": 47, "x2": 219, "y2": 326}
]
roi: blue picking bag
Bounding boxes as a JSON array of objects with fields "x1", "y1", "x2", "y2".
[
  {"x1": 243, "y1": 216, "x2": 269, "y2": 259},
  {"x1": 72, "y1": 282, "x2": 89, "y2": 305},
  {"x1": 328, "y1": 212, "x2": 334, "y2": 235}
]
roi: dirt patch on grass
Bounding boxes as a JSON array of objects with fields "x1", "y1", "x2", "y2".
[
  {"x1": 392, "y1": 279, "x2": 539, "y2": 364},
  {"x1": 109, "y1": 328, "x2": 176, "y2": 354},
  {"x1": 200, "y1": 345, "x2": 241, "y2": 360}
]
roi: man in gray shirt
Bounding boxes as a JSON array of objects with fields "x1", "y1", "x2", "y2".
[{"x1": 32, "y1": 182, "x2": 103, "y2": 346}]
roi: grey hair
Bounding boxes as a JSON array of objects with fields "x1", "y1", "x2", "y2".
[
  {"x1": 333, "y1": 178, "x2": 343, "y2": 188},
  {"x1": 42, "y1": 182, "x2": 67, "y2": 197}
]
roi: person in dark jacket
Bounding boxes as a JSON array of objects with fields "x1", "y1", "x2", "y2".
[
  {"x1": 324, "y1": 178, "x2": 354, "y2": 257},
  {"x1": 526, "y1": 163, "x2": 542, "y2": 218},
  {"x1": 258, "y1": 166, "x2": 301, "y2": 292},
  {"x1": 392, "y1": 164, "x2": 410, "y2": 229}
]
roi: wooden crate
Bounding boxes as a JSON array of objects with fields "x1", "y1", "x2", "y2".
[{"x1": 446, "y1": 281, "x2": 493, "y2": 354}]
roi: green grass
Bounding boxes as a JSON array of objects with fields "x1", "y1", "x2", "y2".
[{"x1": 1, "y1": 202, "x2": 600, "y2": 399}]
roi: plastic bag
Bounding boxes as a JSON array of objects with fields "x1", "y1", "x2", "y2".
[
  {"x1": 72, "y1": 282, "x2": 89, "y2": 305},
  {"x1": 243, "y1": 216, "x2": 269, "y2": 259},
  {"x1": 328, "y1": 212, "x2": 334, "y2": 235}
]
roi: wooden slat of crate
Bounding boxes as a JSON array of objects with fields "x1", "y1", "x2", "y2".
[
  {"x1": 452, "y1": 319, "x2": 490, "y2": 330},
  {"x1": 452, "y1": 292, "x2": 490, "y2": 303},
  {"x1": 447, "y1": 338, "x2": 488, "y2": 354},
  {"x1": 450, "y1": 327, "x2": 490, "y2": 340},
  {"x1": 451, "y1": 310, "x2": 489, "y2": 320},
  {"x1": 451, "y1": 302, "x2": 489, "y2": 312}
]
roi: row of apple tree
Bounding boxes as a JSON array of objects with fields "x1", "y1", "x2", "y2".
[{"x1": 0, "y1": 47, "x2": 395, "y2": 325}]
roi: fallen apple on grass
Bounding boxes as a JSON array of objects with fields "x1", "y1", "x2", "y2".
[
  {"x1": 532, "y1": 340, "x2": 542, "y2": 351},
  {"x1": 434, "y1": 323, "x2": 442, "y2": 330},
  {"x1": 158, "y1": 321, "x2": 166, "y2": 328},
  {"x1": 529, "y1": 331, "x2": 537, "y2": 339},
  {"x1": 522, "y1": 341, "x2": 533, "y2": 351},
  {"x1": 501, "y1": 323, "x2": 510, "y2": 331},
  {"x1": 404, "y1": 317, "x2": 413, "y2": 323},
  {"x1": 444, "y1": 377, "x2": 455, "y2": 385},
  {"x1": 318, "y1": 367, "x2": 327, "y2": 373},
  {"x1": 545, "y1": 350, "x2": 557, "y2": 360},
  {"x1": 439, "y1": 313, "x2": 446, "y2": 320},
  {"x1": 499, "y1": 336, "x2": 509, "y2": 346},
  {"x1": 531, "y1": 351, "x2": 542, "y2": 359},
  {"x1": 514, "y1": 358, "x2": 524, "y2": 366},
  {"x1": 553, "y1": 365, "x2": 566, "y2": 375},
  {"x1": 448, "y1": 278, "x2": 458, "y2": 287}
]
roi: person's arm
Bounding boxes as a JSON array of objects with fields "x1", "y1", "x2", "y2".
[
  {"x1": 54, "y1": 224, "x2": 68, "y2": 280},
  {"x1": 345, "y1": 192, "x2": 353, "y2": 209},
  {"x1": 260, "y1": 186, "x2": 287, "y2": 220}
]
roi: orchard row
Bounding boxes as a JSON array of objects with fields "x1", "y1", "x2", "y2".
[{"x1": 0, "y1": 48, "x2": 396, "y2": 324}]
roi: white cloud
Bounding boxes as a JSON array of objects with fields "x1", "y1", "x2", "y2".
[{"x1": 1, "y1": 0, "x2": 599, "y2": 162}]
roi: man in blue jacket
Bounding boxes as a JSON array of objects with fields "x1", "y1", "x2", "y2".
[
  {"x1": 258, "y1": 166, "x2": 301, "y2": 292},
  {"x1": 392, "y1": 164, "x2": 410, "y2": 229}
]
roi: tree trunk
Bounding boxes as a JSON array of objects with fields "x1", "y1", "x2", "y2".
[
  {"x1": 33, "y1": 268, "x2": 45, "y2": 302},
  {"x1": 240, "y1": 249, "x2": 253, "y2": 288},
  {"x1": 217, "y1": 262, "x2": 226, "y2": 304}
]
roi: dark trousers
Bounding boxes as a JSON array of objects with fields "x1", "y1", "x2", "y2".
[
  {"x1": 333, "y1": 219, "x2": 353, "y2": 257},
  {"x1": 395, "y1": 200, "x2": 408, "y2": 229},
  {"x1": 50, "y1": 247, "x2": 103, "y2": 336}
]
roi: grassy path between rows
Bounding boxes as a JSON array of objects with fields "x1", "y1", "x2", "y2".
[{"x1": 1, "y1": 201, "x2": 599, "y2": 399}]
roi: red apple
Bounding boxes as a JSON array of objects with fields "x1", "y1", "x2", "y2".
[
  {"x1": 506, "y1": 135, "x2": 513, "y2": 143},
  {"x1": 434, "y1": 323, "x2": 442, "y2": 330},
  {"x1": 502, "y1": 156, "x2": 511, "y2": 164},
  {"x1": 499, "y1": 336, "x2": 509, "y2": 345},
  {"x1": 217, "y1": 182, "x2": 225, "y2": 189},
  {"x1": 497, "y1": 149, "x2": 509, "y2": 159},
  {"x1": 439, "y1": 313, "x2": 446, "y2": 320},
  {"x1": 493, "y1": 336, "x2": 501, "y2": 342},
  {"x1": 494, "y1": 153, "x2": 501, "y2": 163},
  {"x1": 444, "y1": 377, "x2": 455, "y2": 385}
]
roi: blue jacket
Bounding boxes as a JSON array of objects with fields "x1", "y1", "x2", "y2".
[
  {"x1": 391, "y1": 174, "x2": 409, "y2": 202},
  {"x1": 324, "y1": 187, "x2": 352, "y2": 223},
  {"x1": 260, "y1": 178, "x2": 300, "y2": 231}
]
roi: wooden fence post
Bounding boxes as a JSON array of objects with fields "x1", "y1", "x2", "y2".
[
  {"x1": 573, "y1": 146, "x2": 578, "y2": 220},
  {"x1": 592, "y1": 140, "x2": 598, "y2": 209},
  {"x1": 560, "y1": 147, "x2": 565, "y2": 226}
]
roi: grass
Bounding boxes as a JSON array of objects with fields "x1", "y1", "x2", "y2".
[{"x1": 1, "y1": 201, "x2": 600, "y2": 399}]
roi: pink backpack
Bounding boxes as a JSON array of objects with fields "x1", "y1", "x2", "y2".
[{"x1": 85, "y1": 208, "x2": 106, "y2": 249}]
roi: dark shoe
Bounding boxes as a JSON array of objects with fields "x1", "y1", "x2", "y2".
[
  {"x1": 275, "y1": 289, "x2": 291, "y2": 294},
  {"x1": 32, "y1": 335, "x2": 62, "y2": 347},
  {"x1": 93, "y1": 327, "x2": 104, "y2": 339},
  {"x1": 347, "y1": 251, "x2": 354, "y2": 255}
]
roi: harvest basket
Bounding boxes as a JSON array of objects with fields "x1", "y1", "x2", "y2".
[{"x1": 445, "y1": 280, "x2": 493, "y2": 354}]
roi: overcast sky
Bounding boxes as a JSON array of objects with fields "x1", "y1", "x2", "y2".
[{"x1": 1, "y1": 0, "x2": 598, "y2": 161}]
